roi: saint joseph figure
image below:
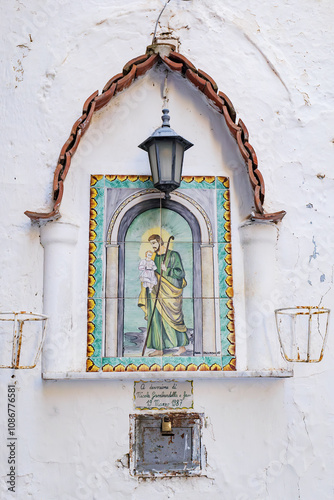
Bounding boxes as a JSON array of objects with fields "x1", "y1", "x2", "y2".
[{"x1": 138, "y1": 234, "x2": 189, "y2": 356}]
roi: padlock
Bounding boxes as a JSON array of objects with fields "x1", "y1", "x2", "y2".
[{"x1": 161, "y1": 416, "x2": 174, "y2": 435}]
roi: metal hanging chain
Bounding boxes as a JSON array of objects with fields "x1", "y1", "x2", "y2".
[
  {"x1": 152, "y1": 0, "x2": 172, "y2": 44},
  {"x1": 162, "y1": 71, "x2": 169, "y2": 108}
]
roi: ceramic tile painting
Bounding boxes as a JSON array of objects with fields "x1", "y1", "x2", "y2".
[{"x1": 87, "y1": 175, "x2": 235, "y2": 372}]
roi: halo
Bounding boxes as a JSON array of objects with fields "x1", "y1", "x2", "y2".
[{"x1": 139, "y1": 227, "x2": 173, "y2": 259}]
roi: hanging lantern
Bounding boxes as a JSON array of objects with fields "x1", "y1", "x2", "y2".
[{"x1": 138, "y1": 109, "x2": 193, "y2": 196}]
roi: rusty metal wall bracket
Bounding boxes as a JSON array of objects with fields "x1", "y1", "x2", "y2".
[{"x1": 0, "y1": 312, "x2": 48, "y2": 369}]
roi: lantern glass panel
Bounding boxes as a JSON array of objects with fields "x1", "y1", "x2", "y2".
[
  {"x1": 157, "y1": 140, "x2": 174, "y2": 182},
  {"x1": 148, "y1": 143, "x2": 159, "y2": 184},
  {"x1": 174, "y1": 141, "x2": 184, "y2": 185}
]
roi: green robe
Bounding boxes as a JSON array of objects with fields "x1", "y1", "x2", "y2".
[{"x1": 138, "y1": 250, "x2": 189, "y2": 351}]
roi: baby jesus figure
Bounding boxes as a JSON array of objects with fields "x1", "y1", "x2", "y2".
[{"x1": 138, "y1": 251, "x2": 158, "y2": 293}]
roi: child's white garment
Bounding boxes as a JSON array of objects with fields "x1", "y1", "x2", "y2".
[{"x1": 139, "y1": 257, "x2": 158, "y2": 293}]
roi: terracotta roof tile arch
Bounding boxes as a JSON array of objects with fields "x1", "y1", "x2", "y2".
[{"x1": 24, "y1": 47, "x2": 286, "y2": 223}]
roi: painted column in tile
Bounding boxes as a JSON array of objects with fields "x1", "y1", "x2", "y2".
[
  {"x1": 105, "y1": 243, "x2": 119, "y2": 357},
  {"x1": 200, "y1": 243, "x2": 217, "y2": 354}
]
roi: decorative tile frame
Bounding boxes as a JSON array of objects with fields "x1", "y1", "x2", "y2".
[{"x1": 87, "y1": 175, "x2": 235, "y2": 373}]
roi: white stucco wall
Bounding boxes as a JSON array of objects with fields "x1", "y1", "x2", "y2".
[{"x1": 1, "y1": 1, "x2": 334, "y2": 498}]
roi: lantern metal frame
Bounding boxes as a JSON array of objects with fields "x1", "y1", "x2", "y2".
[{"x1": 138, "y1": 108, "x2": 193, "y2": 196}]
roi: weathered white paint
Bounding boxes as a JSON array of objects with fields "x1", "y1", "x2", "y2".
[{"x1": 1, "y1": 1, "x2": 334, "y2": 498}]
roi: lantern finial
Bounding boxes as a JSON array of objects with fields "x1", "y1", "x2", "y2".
[{"x1": 161, "y1": 108, "x2": 170, "y2": 128}]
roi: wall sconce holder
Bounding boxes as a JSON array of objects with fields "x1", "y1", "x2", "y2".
[
  {"x1": 275, "y1": 307, "x2": 330, "y2": 363},
  {"x1": 0, "y1": 312, "x2": 48, "y2": 369}
]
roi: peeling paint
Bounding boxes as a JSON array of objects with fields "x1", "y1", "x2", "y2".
[
  {"x1": 309, "y1": 236, "x2": 319, "y2": 263},
  {"x1": 13, "y1": 59, "x2": 24, "y2": 83}
]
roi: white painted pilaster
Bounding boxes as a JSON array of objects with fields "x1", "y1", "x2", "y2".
[
  {"x1": 40, "y1": 221, "x2": 79, "y2": 373},
  {"x1": 239, "y1": 221, "x2": 284, "y2": 370}
]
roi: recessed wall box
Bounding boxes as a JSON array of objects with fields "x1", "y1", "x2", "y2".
[{"x1": 129, "y1": 413, "x2": 204, "y2": 477}]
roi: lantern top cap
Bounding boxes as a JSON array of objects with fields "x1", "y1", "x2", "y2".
[
  {"x1": 138, "y1": 108, "x2": 193, "y2": 152},
  {"x1": 161, "y1": 108, "x2": 170, "y2": 127}
]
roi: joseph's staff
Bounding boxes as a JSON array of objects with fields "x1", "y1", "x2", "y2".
[{"x1": 141, "y1": 235, "x2": 174, "y2": 356}]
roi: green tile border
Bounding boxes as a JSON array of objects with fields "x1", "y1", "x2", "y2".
[
  {"x1": 88, "y1": 241, "x2": 104, "y2": 299},
  {"x1": 87, "y1": 175, "x2": 235, "y2": 372},
  {"x1": 105, "y1": 177, "x2": 154, "y2": 189},
  {"x1": 180, "y1": 178, "x2": 216, "y2": 189},
  {"x1": 89, "y1": 187, "x2": 105, "y2": 243}
]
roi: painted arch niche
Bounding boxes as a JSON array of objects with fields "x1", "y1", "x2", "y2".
[
  {"x1": 117, "y1": 201, "x2": 200, "y2": 357},
  {"x1": 87, "y1": 175, "x2": 235, "y2": 372}
]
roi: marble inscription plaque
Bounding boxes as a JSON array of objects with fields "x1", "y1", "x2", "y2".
[{"x1": 134, "y1": 380, "x2": 193, "y2": 410}]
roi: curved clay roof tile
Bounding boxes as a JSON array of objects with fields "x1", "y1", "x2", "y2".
[{"x1": 25, "y1": 46, "x2": 285, "y2": 223}]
